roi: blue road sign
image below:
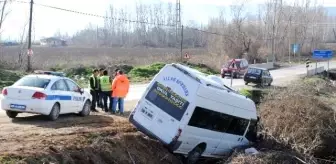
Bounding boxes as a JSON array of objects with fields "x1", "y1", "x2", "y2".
[
  {"x1": 312, "y1": 50, "x2": 333, "y2": 60},
  {"x1": 292, "y1": 44, "x2": 299, "y2": 54}
]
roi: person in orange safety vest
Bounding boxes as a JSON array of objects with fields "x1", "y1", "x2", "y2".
[{"x1": 111, "y1": 69, "x2": 130, "y2": 115}]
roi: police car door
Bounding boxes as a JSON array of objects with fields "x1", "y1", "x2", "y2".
[
  {"x1": 50, "y1": 79, "x2": 72, "y2": 113},
  {"x1": 65, "y1": 79, "x2": 83, "y2": 112}
]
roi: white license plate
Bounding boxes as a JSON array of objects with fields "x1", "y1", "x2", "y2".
[
  {"x1": 141, "y1": 107, "x2": 153, "y2": 120},
  {"x1": 250, "y1": 76, "x2": 256, "y2": 79},
  {"x1": 10, "y1": 104, "x2": 26, "y2": 110}
]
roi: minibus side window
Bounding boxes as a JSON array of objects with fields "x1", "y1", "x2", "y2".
[
  {"x1": 226, "y1": 118, "x2": 249, "y2": 136},
  {"x1": 188, "y1": 107, "x2": 232, "y2": 132},
  {"x1": 188, "y1": 107, "x2": 209, "y2": 129}
]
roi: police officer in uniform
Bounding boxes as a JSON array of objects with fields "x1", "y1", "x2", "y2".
[
  {"x1": 97, "y1": 68, "x2": 104, "y2": 109},
  {"x1": 89, "y1": 69, "x2": 99, "y2": 112},
  {"x1": 99, "y1": 70, "x2": 112, "y2": 112}
]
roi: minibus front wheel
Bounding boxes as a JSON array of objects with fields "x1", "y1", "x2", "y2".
[{"x1": 185, "y1": 143, "x2": 206, "y2": 164}]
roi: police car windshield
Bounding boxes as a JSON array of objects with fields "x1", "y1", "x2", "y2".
[{"x1": 13, "y1": 76, "x2": 51, "y2": 89}]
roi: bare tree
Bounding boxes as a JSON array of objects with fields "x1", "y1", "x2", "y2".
[
  {"x1": 18, "y1": 21, "x2": 29, "y2": 68},
  {"x1": 0, "y1": 0, "x2": 11, "y2": 32},
  {"x1": 69, "y1": 0, "x2": 331, "y2": 63}
]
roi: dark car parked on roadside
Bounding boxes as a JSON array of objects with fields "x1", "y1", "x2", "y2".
[{"x1": 244, "y1": 67, "x2": 273, "y2": 86}]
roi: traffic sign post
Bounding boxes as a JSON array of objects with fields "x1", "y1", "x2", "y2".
[
  {"x1": 184, "y1": 52, "x2": 190, "y2": 59},
  {"x1": 312, "y1": 50, "x2": 333, "y2": 77},
  {"x1": 291, "y1": 44, "x2": 300, "y2": 63},
  {"x1": 305, "y1": 58, "x2": 311, "y2": 76},
  {"x1": 27, "y1": 49, "x2": 33, "y2": 56},
  {"x1": 328, "y1": 60, "x2": 330, "y2": 78},
  {"x1": 292, "y1": 44, "x2": 299, "y2": 54},
  {"x1": 231, "y1": 71, "x2": 233, "y2": 87}
]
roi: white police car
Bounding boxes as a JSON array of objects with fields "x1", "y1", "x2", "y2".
[{"x1": 0, "y1": 70, "x2": 92, "y2": 121}]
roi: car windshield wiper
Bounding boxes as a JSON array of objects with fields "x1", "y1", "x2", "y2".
[{"x1": 223, "y1": 85, "x2": 237, "y2": 93}]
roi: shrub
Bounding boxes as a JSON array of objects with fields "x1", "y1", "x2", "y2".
[
  {"x1": 239, "y1": 88, "x2": 253, "y2": 98},
  {"x1": 183, "y1": 62, "x2": 219, "y2": 75},
  {"x1": 0, "y1": 69, "x2": 24, "y2": 89},
  {"x1": 128, "y1": 62, "x2": 165, "y2": 78},
  {"x1": 64, "y1": 66, "x2": 95, "y2": 77},
  {"x1": 239, "y1": 88, "x2": 263, "y2": 104}
]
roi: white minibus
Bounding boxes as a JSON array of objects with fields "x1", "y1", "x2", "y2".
[{"x1": 129, "y1": 63, "x2": 258, "y2": 164}]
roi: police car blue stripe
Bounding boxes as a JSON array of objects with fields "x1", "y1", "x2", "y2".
[
  {"x1": 45, "y1": 95, "x2": 72, "y2": 100},
  {"x1": 45, "y1": 95, "x2": 85, "y2": 101}
]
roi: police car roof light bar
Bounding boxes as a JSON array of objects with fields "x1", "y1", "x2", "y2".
[{"x1": 33, "y1": 70, "x2": 66, "y2": 77}]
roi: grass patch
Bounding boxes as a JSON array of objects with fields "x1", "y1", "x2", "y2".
[
  {"x1": 0, "y1": 156, "x2": 22, "y2": 164},
  {"x1": 183, "y1": 62, "x2": 219, "y2": 75},
  {"x1": 128, "y1": 62, "x2": 165, "y2": 82},
  {"x1": 63, "y1": 66, "x2": 95, "y2": 77},
  {"x1": 239, "y1": 88, "x2": 253, "y2": 98},
  {"x1": 128, "y1": 62, "x2": 219, "y2": 83},
  {"x1": 0, "y1": 69, "x2": 25, "y2": 90},
  {"x1": 239, "y1": 88, "x2": 263, "y2": 104}
]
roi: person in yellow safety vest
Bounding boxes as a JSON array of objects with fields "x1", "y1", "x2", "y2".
[
  {"x1": 99, "y1": 70, "x2": 112, "y2": 113},
  {"x1": 97, "y1": 68, "x2": 105, "y2": 109},
  {"x1": 89, "y1": 69, "x2": 99, "y2": 112}
]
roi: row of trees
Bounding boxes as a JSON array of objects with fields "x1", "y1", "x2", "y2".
[
  {"x1": 71, "y1": 2, "x2": 199, "y2": 48},
  {"x1": 57, "y1": 1, "x2": 336, "y2": 62},
  {"x1": 206, "y1": 0, "x2": 335, "y2": 62}
]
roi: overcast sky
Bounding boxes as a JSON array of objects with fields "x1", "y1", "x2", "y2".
[{"x1": 2, "y1": 0, "x2": 336, "y2": 41}]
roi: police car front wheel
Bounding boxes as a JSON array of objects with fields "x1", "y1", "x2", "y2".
[
  {"x1": 6, "y1": 111, "x2": 18, "y2": 118},
  {"x1": 48, "y1": 103, "x2": 60, "y2": 121},
  {"x1": 79, "y1": 100, "x2": 91, "y2": 117}
]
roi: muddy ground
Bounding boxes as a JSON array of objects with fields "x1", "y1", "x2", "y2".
[{"x1": 0, "y1": 101, "x2": 181, "y2": 164}]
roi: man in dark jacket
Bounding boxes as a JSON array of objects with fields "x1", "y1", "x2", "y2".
[{"x1": 89, "y1": 69, "x2": 99, "y2": 112}]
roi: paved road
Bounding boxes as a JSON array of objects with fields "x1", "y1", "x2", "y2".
[{"x1": 125, "y1": 61, "x2": 336, "y2": 101}]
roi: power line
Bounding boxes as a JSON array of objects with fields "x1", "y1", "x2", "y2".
[
  {"x1": 8, "y1": 0, "x2": 336, "y2": 28},
  {"x1": 9, "y1": 0, "x2": 336, "y2": 41},
  {"x1": 187, "y1": 27, "x2": 231, "y2": 37},
  {"x1": 10, "y1": 0, "x2": 176, "y2": 27}
]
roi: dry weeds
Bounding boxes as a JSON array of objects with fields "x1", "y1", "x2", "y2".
[
  {"x1": 259, "y1": 77, "x2": 336, "y2": 160},
  {"x1": 226, "y1": 150, "x2": 317, "y2": 164},
  {"x1": 0, "y1": 46, "x2": 214, "y2": 70}
]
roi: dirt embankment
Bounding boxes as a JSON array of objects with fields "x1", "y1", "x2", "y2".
[{"x1": 0, "y1": 101, "x2": 180, "y2": 164}]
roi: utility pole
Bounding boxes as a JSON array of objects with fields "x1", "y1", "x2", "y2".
[
  {"x1": 180, "y1": 25, "x2": 183, "y2": 61},
  {"x1": 96, "y1": 25, "x2": 99, "y2": 48},
  {"x1": 176, "y1": 0, "x2": 181, "y2": 59},
  {"x1": 294, "y1": 27, "x2": 297, "y2": 60},
  {"x1": 333, "y1": 28, "x2": 336, "y2": 41},
  {"x1": 271, "y1": 0, "x2": 277, "y2": 63},
  {"x1": 27, "y1": 0, "x2": 33, "y2": 72}
]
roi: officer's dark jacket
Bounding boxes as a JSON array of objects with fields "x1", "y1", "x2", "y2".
[{"x1": 89, "y1": 75, "x2": 99, "y2": 90}]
